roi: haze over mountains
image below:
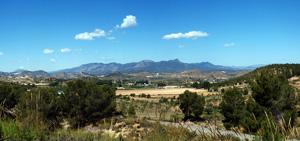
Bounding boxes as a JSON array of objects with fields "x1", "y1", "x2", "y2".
[{"x1": 0, "y1": 59, "x2": 264, "y2": 79}]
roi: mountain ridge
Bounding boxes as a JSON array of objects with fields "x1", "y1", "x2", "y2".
[{"x1": 51, "y1": 59, "x2": 263, "y2": 75}]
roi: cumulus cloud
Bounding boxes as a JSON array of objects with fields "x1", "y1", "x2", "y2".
[
  {"x1": 75, "y1": 29, "x2": 106, "y2": 40},
  {"x1": 50, "y1": 59, "x2": 56, "y2": 62},
  {"x1": 224, "y1": 43, "x2": 235, "y2": 47},
  {"x1": 162, "y1": 31, "x2": 209, "y2": 40},
  {"x1": 43, "y1": 49, "x2": 54, "y2": 54},
  {"x1": 178, "y1": 45, "x2": 185, "y2": 48},
  {"x1": 116, "y1": 15, "x2": 138, "y2": 28},
  {"x1": 60, "y1": 48, "x2": 71, "y2": 53},
  {"x1": 106, "y1": 37, "x2": 116, "y2": 40},
  {"x1": 0, "y1": 52, "x2": 3, "y2": 56}
]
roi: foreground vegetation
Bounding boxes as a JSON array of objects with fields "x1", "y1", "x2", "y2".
[{"x1": 0, "y1": 64, "x2": 300, "y2": 140}]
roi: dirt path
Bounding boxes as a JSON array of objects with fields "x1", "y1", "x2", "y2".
[{"x1": 147, "y1": 120, "x2": 255, "y2": 140}]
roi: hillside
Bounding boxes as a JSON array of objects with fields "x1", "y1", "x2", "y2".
[{"x1": 219, "y1": 64, "x2": 300, "y2": 86}]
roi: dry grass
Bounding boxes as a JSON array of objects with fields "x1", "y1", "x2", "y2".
[{"x1": 117, "y1": 88, "x2": 219, "y2": 96}]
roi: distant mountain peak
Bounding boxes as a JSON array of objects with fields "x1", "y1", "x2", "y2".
[
  {"x1": 169, "y1": 59, "x2": 181, "y2": 63},
  {"x1": 11, "y1": 69, "x2": 26, "y2": 73},
  {"x1": 140, "y1": 60, "x2": 154, "y2": 63},
  {"x1": 48, "y1": 59, "x2": 263, "y2": 74}
]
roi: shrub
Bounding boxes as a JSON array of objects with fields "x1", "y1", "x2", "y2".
[
  {"x1": 18, "y1": 88, "x2": 61, "y2": 129},
  {"x1": 127, "y1": 104, "x2": 136, "y2": 116},
  {"x1": 130, "y1": 93, "x2": 135, "y2": 97}
]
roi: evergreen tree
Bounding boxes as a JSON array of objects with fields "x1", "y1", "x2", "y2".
[
  {"x1": 178, "y1": 90, "x2": 205, "y2": 120},
  {"x1": 221, "y1": 68, "x2": 298, "y2": 132},
  {"x1": 251, "y1": 68, "x2": 297, "y2": 127},
  {"x1": 61, "y1": 79, "x2": 116, "y2": 127},
  {"x1": 220, "y1": 87, "x2": 245, "y2": 129},
  {"x1": 203, "y1": 81, "x2": 211, "y2": 91}
]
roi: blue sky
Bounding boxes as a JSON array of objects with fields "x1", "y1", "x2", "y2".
[{"x1": 0, "y1": 0, "x2": 300, "y2": 72}]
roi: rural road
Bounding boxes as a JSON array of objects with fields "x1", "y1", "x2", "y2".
[
  {"x1": 148, "y1": 120, "x2": 256, "y2": 140},
  {"x1": 148, "y1": 120, "x2": 300, "y2": 141}
]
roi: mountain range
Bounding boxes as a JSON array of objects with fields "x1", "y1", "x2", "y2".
[
  {"x1": 51, "y1": 59, "x2": 264, "y2": 74},
  {"x1": 0, "y1": 59, "x2": 264, "y2": 79}
]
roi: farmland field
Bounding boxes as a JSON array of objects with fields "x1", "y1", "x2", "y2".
[{"x1": 116, "y1": 88, "x2": 216, "y2": 96}]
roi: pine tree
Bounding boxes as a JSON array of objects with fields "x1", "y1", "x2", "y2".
[
  {"x1": 220, "y1": 87, "x2": 245, "y2": 129},
  {"x1": 178, "y1": 90, "x2": 205, "y2": 120}
]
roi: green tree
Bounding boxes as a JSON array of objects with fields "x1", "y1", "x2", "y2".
[
  {"x1": 178, "y1": 90, "x2": 205, "y2": 120},
  {"x1": 251, "y1": 69, "x2": 298, "y2": 127},
  {"x1": 203, "y1": 81, "x2": 211, "y2": 91},
  {"x1": 220, "y1": 87, "x2": 245, "y2": 130},
  {"x1": 191, "y1": 82, "x2": 199, "y2": 88},
  {"x1": 157, "y1": 82, "x2": 166, "y2": 87},
  {"x1": 221, "y1": 88, "x2": 225, "y2": 94},
  {"x1": 220, "y1": 68, "x2": 298, "y2": 132},
  {"x1": 0, "y1": 83, "x2": 25, "y2": 110},
  {"x1": 60, "y1": 79, "x2": 116, "y2": 127},
  {"x1": 213, "y1": 86, "x2": 218, "y2": 92}
]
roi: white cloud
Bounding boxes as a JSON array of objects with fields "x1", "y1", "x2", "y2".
[
  {"x1": 0, "y1": 52, "x2": 3, "y2": 56},
  {"x1": 19, "y1": 66, "x2": 24, "y2": 69},
  {"x1": 224, "y1": 43, "x2": 235, "y2": 47},
  {"x1": 162, "y1": 31, "x2": 209, "y2": 40},
  {"x1": 43, "y1": 49, "x2": 54, "y2": 54},
  {"x1": 178, "y1": 45, "x2": 185, "y2": 48},
  {"x1": 116, "y1": 15, "x2": 138, "y2": 28},
  {"x1": 106, "y1": 37, "x2": 116, "y2": 40},
  {"x1": 50, "y1": 59, "x2": 56, "y2": 62},
  {"x1": 94, "y1": 50, "x2": 99, "y2": 55},
  {"x1": 60, "y1": 48, "x2": 71, "y2": 53},
  {"x1": 75, "y1": 29, "x2": 106, "y2": 40}
]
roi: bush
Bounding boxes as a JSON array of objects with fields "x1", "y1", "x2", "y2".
[
  {"x1": 18, "y1": 88, "x2": 61, "y2": 129},
  {"x1": 205, "y1": 103, "x2": 214, "y2": 115},
  {"x1": 127, "y1": 104, "x2": 136, "y2": 116},
  {"x1": 0, "y1": 83, "x2": 25, "y2": 110},
  {"x1": 243, "y1": 89, "x2": 248, "y2": 95}
]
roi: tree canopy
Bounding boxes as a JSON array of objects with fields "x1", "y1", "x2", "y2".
[
  {"x1": 178, "y1": 90, "x2": 205, "y2": 120},
  {"x1": 60, "y1": 79, "x2": 116, "y2": 127},
  {"x1": 220, "y1": 68, "x2": 298, "y2": 133}
]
